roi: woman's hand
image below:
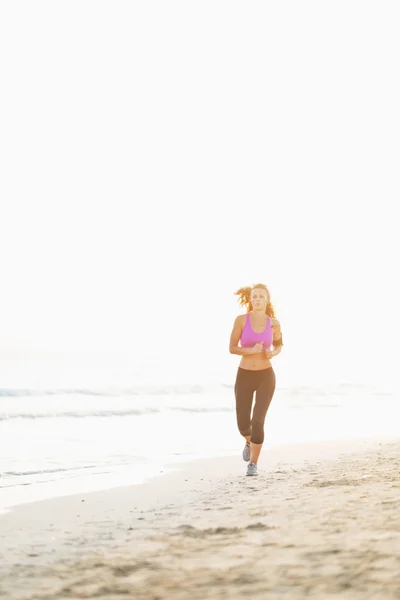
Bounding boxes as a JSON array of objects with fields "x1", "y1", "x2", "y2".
[
  {"x1": 264, "y1": 349, "x2": 275, "y2": 359},
  {"x1": 251, "y1": 342, "x2": 264, "y2": 354}
]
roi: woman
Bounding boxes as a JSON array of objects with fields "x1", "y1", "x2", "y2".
[{"x1": 229, "y1": 283, "x2": 283, "y2": 476}]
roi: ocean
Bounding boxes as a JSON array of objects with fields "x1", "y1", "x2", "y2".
[{"x1": 1, "y1": 374, "x2": 398, "y2": 514}]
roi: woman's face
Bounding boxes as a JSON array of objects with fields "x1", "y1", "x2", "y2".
[{"x1": 250, "y1": 287, "x2": 269, "y2": 311}]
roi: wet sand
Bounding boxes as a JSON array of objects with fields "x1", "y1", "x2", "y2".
[{"x1": 0, "y1": 437, "x2": 399, "y2": 599}]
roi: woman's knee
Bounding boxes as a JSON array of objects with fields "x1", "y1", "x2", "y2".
[
  {"x1": 237, "y1": 414, "x2": 251, "y2": 438},
  {"x1": 239, "y1": 426, "x2": 252, "y2": 438},
  {"x1": 250, "y1": 419, "x2": 264, "y2": 444}
]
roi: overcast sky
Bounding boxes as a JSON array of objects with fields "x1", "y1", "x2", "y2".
[{"x1": 1, "y1": 1, "x2": 399, "y2": 387}]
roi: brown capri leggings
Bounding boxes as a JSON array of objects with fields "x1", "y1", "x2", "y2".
[{"x1": 234, "y1": 367, "x2": 276, "y2": 444}]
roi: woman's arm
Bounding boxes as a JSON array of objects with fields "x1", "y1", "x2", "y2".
[
  {"x1": 265, "y1": 318, "x2": 283, "y2": 358},
  {"x1": 229, "y1": 316, "x2": 263, "y2": 355}
]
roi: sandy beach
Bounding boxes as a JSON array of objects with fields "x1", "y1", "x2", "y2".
[{"x1": 1, "y1": 437, "x2": 399, "y2": 599}]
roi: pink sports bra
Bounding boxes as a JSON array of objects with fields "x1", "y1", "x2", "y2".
[{"x1": 240, "y1": 313, "x2": 273, "y2": 349}]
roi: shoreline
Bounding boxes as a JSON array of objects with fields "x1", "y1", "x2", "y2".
[{"x1": 1, "y1": 433, "x2": 397, "y2": 518}]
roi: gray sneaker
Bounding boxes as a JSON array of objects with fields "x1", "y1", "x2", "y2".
[
  {"x1": 242, "y1": 442, "x2": 251, "y2": 462},
  {"x1": 246, "y1": 462, "x2": 258, "y2": 476}
]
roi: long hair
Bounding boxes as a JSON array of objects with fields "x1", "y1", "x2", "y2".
[{"x1": 234, "y1": 283, "x2": 276, "y2": 317}]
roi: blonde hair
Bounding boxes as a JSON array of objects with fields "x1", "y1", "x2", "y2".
[{"x1": 234, "y1": 283, "x2": 276, "y2": 317}]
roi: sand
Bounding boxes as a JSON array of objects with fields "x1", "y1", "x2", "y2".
[{"x1": 0, "y1": 437, "x2": 399, "y2": 599}]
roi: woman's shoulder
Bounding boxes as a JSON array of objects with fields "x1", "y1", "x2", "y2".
[
  {"x1": 234, "y1": 314, "x2": 248, "y2": 325},
  {"x1": 270, "y1": 317, "x2": 280, "y2": 327}
]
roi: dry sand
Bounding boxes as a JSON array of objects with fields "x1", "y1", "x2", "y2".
[{"x1": 0, "y1": 437, "x2": 399, "y2": 599}]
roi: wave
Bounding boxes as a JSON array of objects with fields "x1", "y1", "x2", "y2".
[
  {"x1": 1, "y1": 464, "x2": 97, "y2": 478},
  {"x1": 0, "y1": 464, "x2": 108, "y2": 487},
  {"x1": 0, "y1": 408, "x2": 159, "y2": 420},
  {"x1": 0, "y1": 382, "x2": 377, "y2": 399},
  {"x1": 0, "y1": 384, "x2": 214, "y2": 398},
  {"x1": 0, "y1": 406, "x2": 232, "y2": 420}
]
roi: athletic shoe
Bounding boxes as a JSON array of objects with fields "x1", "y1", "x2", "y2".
[
  {"x1": 242, "y1": 442, "x2": 251, "y2": 462},
  {"x1": 246, "y1": 462, "x2": 258, "y2": 476}
]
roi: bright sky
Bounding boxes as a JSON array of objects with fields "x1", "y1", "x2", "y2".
[{"x1": 1, "y1": 2, "x2": 399, "y2": 387}]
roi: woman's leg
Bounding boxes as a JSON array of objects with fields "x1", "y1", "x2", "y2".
[
  {"x1": 234, "y1": 368, "x2": 255, "y2": 442},
  {"x1": 250, "y1": 367, "x2": 276, "y2": 464}
]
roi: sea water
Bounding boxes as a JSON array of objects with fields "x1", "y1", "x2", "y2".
[{"x1": 1, "y1": 370, "x2": 398, "y2": 513}]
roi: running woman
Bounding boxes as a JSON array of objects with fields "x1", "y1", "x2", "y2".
[{"x1": 229, "y1": 283, "x2": 283, "y2": 476}]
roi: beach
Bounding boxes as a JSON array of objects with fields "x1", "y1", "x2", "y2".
[
  {"x1": 1, "y1": 436, "x2": 399, "y2": 599},
  {"x1": 2, "y1": 1, "x2": 400, "y2": 598}
]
